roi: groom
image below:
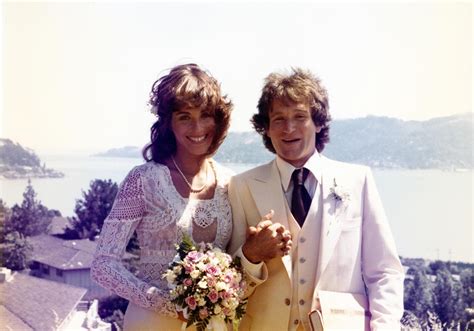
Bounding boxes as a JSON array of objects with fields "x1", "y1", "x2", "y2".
[{"x1": 228, "y1": 68, "x2": 404, "y2": 330}]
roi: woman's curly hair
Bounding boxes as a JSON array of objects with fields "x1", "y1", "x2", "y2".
[
  {"x1": 251, "y1": 68, "x2": 331, "y2": 153},
  {"x1": 143, "y1": 63, "x2": 233, "y2": 163}
]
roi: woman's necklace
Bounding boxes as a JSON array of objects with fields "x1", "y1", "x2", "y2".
[{"x1": 171, "y1": 156, "x2": 208, "y2": 193}]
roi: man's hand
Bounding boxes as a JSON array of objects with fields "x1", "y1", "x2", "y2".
[{"x1": 242, "y1": 210, "x2": 293, "y2": 264}]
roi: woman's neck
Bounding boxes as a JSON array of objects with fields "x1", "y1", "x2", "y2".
[{"x1": 171, "y1": 153, "x2": 208, "y2": 175}]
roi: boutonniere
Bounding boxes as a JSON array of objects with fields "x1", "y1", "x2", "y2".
[{"x1": 329, "y1": 178, "x2": 350, "y2": 204}]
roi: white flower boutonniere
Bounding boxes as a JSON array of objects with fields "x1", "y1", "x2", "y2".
[{"x1": 329, "y1": 178, "x2": 350, "y2": 204}]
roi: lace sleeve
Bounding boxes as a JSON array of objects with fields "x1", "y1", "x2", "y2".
[{"x1": 91, "y1": 166, "x2": 178, "y2": 318}]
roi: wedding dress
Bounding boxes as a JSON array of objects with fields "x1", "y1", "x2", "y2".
[{"x1": 91, "y1": 160, "x2": 233, "y2": 330}]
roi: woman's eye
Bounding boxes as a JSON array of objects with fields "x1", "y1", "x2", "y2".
[{"x1": 178, "y1": 115, "x2": 190, "y2": 121}]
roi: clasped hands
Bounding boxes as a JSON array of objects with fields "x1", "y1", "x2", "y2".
[{"x1": 242, "y1": 210, "x2": 293, "y2": 264}]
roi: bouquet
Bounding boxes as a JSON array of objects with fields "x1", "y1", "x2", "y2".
[{"x1": 163, "y1": 235, "x2": 247, "y2": 331}]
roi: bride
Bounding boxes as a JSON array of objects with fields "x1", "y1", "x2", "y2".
[{"x1": 91, "y1": 63, "x2": 233, "y2": 330}]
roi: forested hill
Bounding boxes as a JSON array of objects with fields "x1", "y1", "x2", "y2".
[
  {"x1": 0, "y1": 139, "x2": 64, "y2": 179},
  {"x1": 323, "y1": 113, "x2": 472, "y2": 169},
  {"x1": 96, "y1": 113, "x2": 473, "y2": 170},
  {"x1": 212, "y1": 113, "x2": 473, "y2": 169}
]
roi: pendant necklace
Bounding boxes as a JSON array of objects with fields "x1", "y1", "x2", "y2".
[{"x1": 171, "y1": 156, "x2": 208, "y2": 193}]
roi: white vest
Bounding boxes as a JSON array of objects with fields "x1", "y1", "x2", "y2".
[{"x1": 286, "y1": 191, "x2": 323, "y2": 331}]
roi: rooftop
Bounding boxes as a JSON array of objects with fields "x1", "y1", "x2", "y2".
[
  {"x1": 29, "y1": 234, "x2": 135, "y2": 270},
  {"x1": 0, "y1": 272, "x2": 87, "y2": 330},
  {"x1": 29, "y1": 235, "x2": 96, "y2": 270}
]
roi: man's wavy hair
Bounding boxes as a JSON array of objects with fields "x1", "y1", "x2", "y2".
[
  {"x1": 251, "y1": 68, "x2": 331, "y2": 153},
  {"x1": 143, "y1": 63, "x2": 233, "y2": 163}
]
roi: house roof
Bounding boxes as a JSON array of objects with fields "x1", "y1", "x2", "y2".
[
  {"x1": 29, "y1": 234, "x2": 135, "y2": 270},
  {"x1": 48, "y1": 216, "x2": 71, "y2": 235},
  {"x1": 29, "y1": 235, "x2": 96, "y2": 270},
  {"x1": 0, "y1": 272, "x2": 87, "y2": 331},
  {"x1": 0, "y1": 305, "x2": 33, "y2": 331}
]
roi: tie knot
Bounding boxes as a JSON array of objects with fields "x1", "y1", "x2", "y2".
[{"x1": 292, "y1": 168, "x2": 309, "y2": 186}]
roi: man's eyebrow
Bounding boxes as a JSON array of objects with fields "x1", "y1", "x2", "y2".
[{"x1": 175, "y1": 110, "x2": 190, "y2": 114}]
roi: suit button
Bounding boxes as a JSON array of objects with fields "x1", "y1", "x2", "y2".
[
  {"x1": 299, "y1": 299, "x2": 305, "y2": 305},
  {"x1": 284, "y1": 298, "x2": 291, "y2": 306},
  {"x1": 249, "y1": 282, "x2": 256, "y2": 287},
  {"x1": 299, "y1": 257, "x2": 306, "y2": 263},
  {"x1": 294, "y1": 319, "x2": 299, "y2": 325},
  {"x1": 299, "y1": 278, "x2": 306, "y2": 284},
  {"x1": 300, "y1": 237, "x2": 306, "y2": 243}
]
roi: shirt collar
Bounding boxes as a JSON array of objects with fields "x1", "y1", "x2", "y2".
[{"x1": 276, "y1": 151, "x2": 323, "y2": 192}]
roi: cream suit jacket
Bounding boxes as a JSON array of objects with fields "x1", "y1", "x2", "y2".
[{"x1": 228, "y1": 156, "x2": 404, "y2": 331}]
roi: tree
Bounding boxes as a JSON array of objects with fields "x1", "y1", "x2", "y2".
[
  {"x1": 0, "y1": 199, "x2": 11, "y2": 242},
  {"x1": 433, "y1": 267, "x2": 464, "y2": 327},
  {"x1": 0, "y1": 231, "x2": 32, "y2": 270},
  {"x1": 404, "y1": 266, "x2": 435, "y2": 320},
  {"x1": 429, "y1": 260, "x2": 447, "y2": 275},
  {"x1": 68, "y1": 179, "x2": 118, "y2": 240},
  {"x1": 459, "y1": 269, "x2": 474, "y2": 329},
  {"x1": 6, "y1": 181, "x2": 57, "y2": 237},
  {"x1": 98, "y1": 295, "x2": 128, "y2": 331}
]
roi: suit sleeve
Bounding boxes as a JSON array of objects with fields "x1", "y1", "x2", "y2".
[
  {"x1": 228, "y1": 176, "x2": 268, "y2": 297},
  {"x1": 361, "y1": 168, "x2": 404, "y2": 330}
]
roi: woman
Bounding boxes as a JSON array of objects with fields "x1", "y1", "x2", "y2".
[{"x1": 91, "y1": 63, "x2": 234, "y2": 330}]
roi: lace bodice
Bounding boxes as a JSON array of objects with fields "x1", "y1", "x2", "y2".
[{"x1": 91, "y1": 160, "x2": 233, "y2": 317}]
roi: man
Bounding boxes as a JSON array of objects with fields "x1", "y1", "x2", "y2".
[{"x1": 228, "y1": 68, "x2": 404, "y2": 330}]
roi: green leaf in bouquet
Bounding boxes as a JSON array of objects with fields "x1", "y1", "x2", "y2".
[
  {"x1": 232, "y1": 256, "x2": 242, "y2": 268},
  {"x1": 195, "y1": 318, "x2": 209, "y2": 331},
  {"x1": 235, "y1": 299, "x2": 248, "y2": 320},
  {"x1": 176, "y1": 233, "x2": 196, "y2": 259},
  {"x1": 186, "y1": 312, "x2": 198, "y2": 328}
]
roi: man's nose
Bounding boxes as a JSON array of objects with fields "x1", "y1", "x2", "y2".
[{"x1": 282, "y1": 119, "x2": 296, "y2": 133}]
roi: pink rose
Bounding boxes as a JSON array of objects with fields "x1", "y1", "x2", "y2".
[
  {"x1": 199, "y1": 308, "x2": 209, "y2": 319},
  {"x1": 206, "y1": 265, "x2": 221, "y2": 276},
  {"x1": 207, "y1": 276, "x2": 216, "y2": 288},
  {"x1": 184, "y1": 264, "x2": 194, "y2": 274},
  {"x1": 219, "y1": 290, "x2": 231, "y2": 300},
  {"x1": 187, "y1": 251, "x2": 204, "y2": 263},
  {"x1": 207, "y1": 290, "x2": 219, "y2": 303},
  {"x1": 223, "y1": 271, "x2": 233, "y2": 283},
  {"x1": 183, "y1": 278, "x2": 193, "y2": 286},
  {"x1": 185, "y1": 296, "x2": 197, "y2": 310},
  {"x1": 223, "y1": 307, "x2": 231, "y2": 316}
]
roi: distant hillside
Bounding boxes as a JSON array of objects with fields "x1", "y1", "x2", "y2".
[
  {"x1": 324, "y1": 113, "x2": 473, "y2": 169},
  {"x1": 94, "y1": 146, "x2": 143, "y2": 158},
  {"x1": 0, "y1": 139, "x2": 64, "y2": 179},
  {"x1": 95, "y1": 113, "x2": 473, "y2": 170}
]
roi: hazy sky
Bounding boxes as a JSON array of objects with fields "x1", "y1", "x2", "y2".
[{"x1": 2, "y1": 1, "x2": 472, "y2": 154}]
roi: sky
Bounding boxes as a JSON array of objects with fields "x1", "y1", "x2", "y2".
[{"x1": 1, "y1": 1, "x2": 472, "y2": 154}]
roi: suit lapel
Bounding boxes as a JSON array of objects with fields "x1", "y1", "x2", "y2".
[
  {"x1": 246, "y1": 160, "x2": 289, "y2": 229},
  {"x1": 316, "y1": 160, "x2": 346, "y2": 283},
  {"x1": 246, "y1": 160, "x2": 293, "y2": 281}
]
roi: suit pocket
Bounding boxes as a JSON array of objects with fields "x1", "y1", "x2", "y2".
[{"x1": 340, "y1": 217, "x2": 362, "y2": 231}]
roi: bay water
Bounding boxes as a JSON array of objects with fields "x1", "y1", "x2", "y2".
[{"x1": 0, "y1": 155, "x2": 472, "y2": 263}]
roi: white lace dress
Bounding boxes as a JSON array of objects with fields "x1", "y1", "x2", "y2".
[{"x1": 91, "y1": 160, "x2": 233, "y2": 330}]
